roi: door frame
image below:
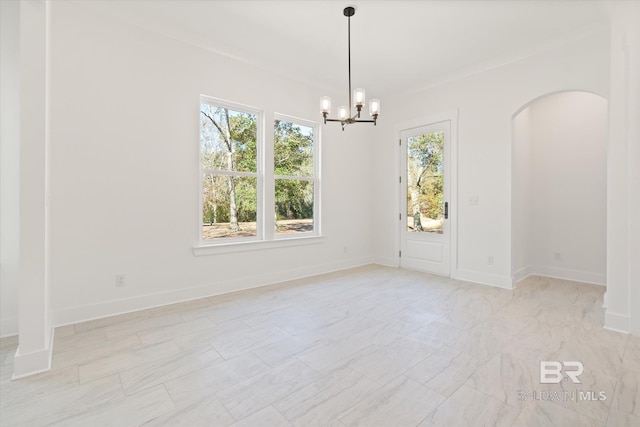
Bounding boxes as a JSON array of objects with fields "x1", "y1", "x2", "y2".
[{"x1": 395, "y1": 109, "x2": 458, "y2": 276}]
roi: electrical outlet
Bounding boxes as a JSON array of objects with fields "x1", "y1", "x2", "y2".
[
  {"x1": 115, "y1": 274, "x2": 126, "y2": 287},
  {"x1": 487, "y1": 255, "x2": 494, "y2": 266},
  {"x1": 469, "y1": 196, "x2": 480, "y2": 206},
  {"x1": 343, "y1": 246, "x2": 348, "y2": 254},
  {"x1": 553, "y1": 252, "x2": 560, "y2": 261}
]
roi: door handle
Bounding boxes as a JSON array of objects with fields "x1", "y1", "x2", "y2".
[{"x1": 444, "y1": 202, "x2": 449, "y2": 219}]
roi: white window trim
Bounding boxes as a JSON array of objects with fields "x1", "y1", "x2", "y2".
[
  {"x1": 195, "y1": 100, "x2": 322, "y2": 255},
  {"x1": 193, "y1": 235, "x2": 325, "y2": 256}
]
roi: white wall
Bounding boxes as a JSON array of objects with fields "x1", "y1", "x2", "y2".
[
  {"x1": 373, "y1": 29, "x2": 610, "y2": 288},
  {"x1": 0, "y1": 0, "x2": 21, "y2": 337},
  {"x1": 513, "y1": 92, "x2": 607, "y2": 285},
  {"x1": 46, "y1": 2, "x2": 375, "y2": 325}
]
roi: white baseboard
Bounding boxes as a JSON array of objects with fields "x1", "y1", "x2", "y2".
[
  {"x1": 531, "y1": 266, "x2": 606, "y2": 286},
  {"x1": 511, "y1": 265, "x2": 605, "y2": 287},
  {"x1": 372, "y1": 256, "x2": 399, "y2": 268},
  {"x1": 511, "y1": 266, "x2": 533, "y2": 286},
  {"x1": 453, "y1": 269, "x2": 513, "y2": 290},
  {"x1": 53, "y1": 257, "x2": 373, "y2": 328},
  {"x1": 12, "y1": 326, "x2": 54, "y2": 379},
  {"x1": 604, "y1": 310, "x2": 630, "y2": 334},
  {"x1": 0, "y1": 316, "x2": 18, "y2": 338}
]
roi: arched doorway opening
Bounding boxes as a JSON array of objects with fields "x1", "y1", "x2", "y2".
[{"x1": 511, "y1": 91, "x2": 607, "y2": 287}]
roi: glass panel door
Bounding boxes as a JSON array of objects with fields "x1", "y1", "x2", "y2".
[
  {"x1": 400, "y1": 121, "x2": 450, "y2": 276},
  {"x1": 406, "y1": 131, "x2": 444, "y2": 234}
]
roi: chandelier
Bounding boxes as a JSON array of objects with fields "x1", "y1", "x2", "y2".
[{"x1": 320, "y1": 6, "x2": 380, "y2": 130}]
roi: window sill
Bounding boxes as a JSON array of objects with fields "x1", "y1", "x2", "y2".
[{"x1": 192, "y1": 235, "x2": 325, "y2": 256}]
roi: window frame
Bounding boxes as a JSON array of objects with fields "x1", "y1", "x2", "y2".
[
  {"x1": 272, "y1": 113, "x2": 321, "y2": 240},
  {"x1": 198, "y1": 96, "x2": 264, "y2": 245},
  {"x1": 194, "y1": 98, "x2": 322, "y2": 255}
]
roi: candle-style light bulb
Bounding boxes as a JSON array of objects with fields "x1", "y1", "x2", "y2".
[
  {"x1": 338, "y1": 105, "x2": 348, "y2": 120},
  {"x1": 353, "y1": 88, "x2": 366, "y2": 107},
  {"x1": 369, "y1": 98, "x2": 380, "y2": 116},
  {"x1": 320, "y1": 96, "x2": 331, "y2": 114}
]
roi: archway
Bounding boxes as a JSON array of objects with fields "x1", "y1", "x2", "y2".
[{"x1": 511, "y1": 91, "x2": 608, "y2": 286}]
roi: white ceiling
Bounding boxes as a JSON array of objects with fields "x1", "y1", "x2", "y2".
[{"x1": 75, "y1": 0, "x2": 611, "y2": 98}]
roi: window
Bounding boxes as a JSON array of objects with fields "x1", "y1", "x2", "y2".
[
  {"x1": 198, "y1": 98, "x2": 320, "y2": 248},
  {"x1": 200, "y1": 98, "x2": 261, "y2": 241},
  {"x1": 274, "y1": 117, "x2": 318, "y2": 236}
]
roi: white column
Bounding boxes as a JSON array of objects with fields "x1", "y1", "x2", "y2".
[
  {"x1": 13, "y1": 0, "x2": 53, "y2": 378},
  {"x1": 605, "y1": 2, "x2": 640, "y2": 335},
  {"x1": 0, "y1": 0, "x2": 21, "y2": 337},
  {"x1": 627, "y1": 5, "x2": 640, "y2": 337}
]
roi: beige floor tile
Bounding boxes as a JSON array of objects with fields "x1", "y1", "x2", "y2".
[
  {"x1": 405, "y1": 345, "x2": 482, "y2": 397},
  {"x1": 119, "y1": 346, "x2": 223, "y2": 395},
  {"x1": 164, "y1": 353, "x2": 271, "y2": 408},
  {"x1": 463, "y1": 352, "x2": 539, "y2": 408},
  {"x1": 137, "y1": 317, "x2": 216, "y2": 346},
  {"x1": 420, "y1": 385, "x2": 520, "y2": 427},
  {"x1": 449, "y1": 326, "x2": 508, "y2": 363},
  {"x1": 348, "y1": 337, "x2": 437, "y2": 385},
  {"x1": 231, "y1": 405, "x2": 292, "y2": 427},
  {"x1": 207, "y1": 325, "x2": 292, "y2": 360},
  {"x1": 549, "y1": 327, "x2": 627, "y2": 379},
  {"x1": 48, "y1": 384, "x2": 174, "y2": 427},
  {"x1": 143, "y1": 394, "x2": 235, "y2": 426},
  {"x1": 74, "y1": 310, "x2": 152, "y2": 333},
  {"x1": 0, "y1": 359, "x2": 15, "y2": 384},
  {"x1": 0, "y1": 365, "x2": 79, "y2": 408},
  {"x1": 252, "y1": 335, "x2": 331, "y2": 367},
  {"x1": 216, "y1": 359, "x2": 323, "y2": 420},
  {"x1": 273, "y1": 367, "x2": 378, "y2": 426},
  {"x1": 172, "y1": 319, "x2": 250, "y2": 353},
  {"x1": 147, "y1": 296, "x2": 218, "y2": 318},
  {"x1": 611, "y1": 368, "x2": 640, "y2": 417},
  {"x1": 337, "y1": 375, "x2": 446, "y2": 427},
  {"x1": 622, "y1": 335, "x2": 640, "y2": 373},
  {"x1": 78, "y1": 340, "x2": 181, "y2": 384},
  {"x1": 1, "y1": 374, "x2": 124, "y2": 426},
  {"x1": 511, "y1": 399, "x2": 601, "y2": 427},
  {"x1": 437, "y1": 306, "x2": 493, "y2": 330},
  {"x1": 104, "y1": 313, "x2": 184, "y2": 340},
  {"x1": 606, "y1": 410, "x2": 640, "y2": 427},
  {"x1": 407, "y1": 320, "x2": 471, "y2": 349},
  {"x1": 52, "y1": 334, "x2": 141, "y2": 371},
  {"x1": 53, "y1": 326, "x2": 109, "y2": 353},
  {"x1": 297, "y1": 323, "x2": 398, "y2": 374},
  {"x1": 547, "y1": 369, "x2": 616, "y2": 424},
  {"x1": 0, "y1": 335, "x2": 19, "y2": 350}
]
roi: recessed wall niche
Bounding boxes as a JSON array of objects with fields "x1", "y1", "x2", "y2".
[{"x1": 512, "y1": 91, "x2": 608, "y2": 286}]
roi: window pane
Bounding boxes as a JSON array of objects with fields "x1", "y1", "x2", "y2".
[
  {"x1": 275, "y1": 179, "x2": 313, "y2": 234},
  {"x1": 200, "y1": 104, "x2": 257, "y2": 173},
  {"x1": 202, "y1": 174, "x2": 257, "y2": 239},
  {"x1": 406, "y1": 131, "x2": 444, "y2": 234},
  {"x1": 274, "y1": 120, "x2": 314, "y2": 177}
]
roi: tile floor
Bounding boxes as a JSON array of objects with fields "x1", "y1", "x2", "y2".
[{"x1": 0, "y1": 265, "x2": 638, "y2": 426}]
